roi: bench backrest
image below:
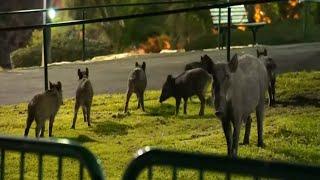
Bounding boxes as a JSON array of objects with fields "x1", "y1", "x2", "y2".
[{"x1": 210, "y1": 5, "x2": 248, "y2": 25}]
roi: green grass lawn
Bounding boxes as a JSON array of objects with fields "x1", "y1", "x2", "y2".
[{"x1": 0, "y1": 71, "x2": 319, "y2": 179}]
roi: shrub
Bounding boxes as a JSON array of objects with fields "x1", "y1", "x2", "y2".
[{"x1": 11, "y1": 28, "x2": 113, "y2": 68}]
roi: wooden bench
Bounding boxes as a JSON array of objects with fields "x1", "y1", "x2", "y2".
[{"x1": 210, "y1": 5, "x2": 266, "y2": 49}]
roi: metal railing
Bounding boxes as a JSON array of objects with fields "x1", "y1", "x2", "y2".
[
  {"x1": 0, "y1": 136, "x2": 105, "y2": 180},
  {"x1": 123, "y1": 147, "x2": 320, "y2": 179},
  {"x1": 0, "y1": 0, "x2": 288, "y2": 91}
]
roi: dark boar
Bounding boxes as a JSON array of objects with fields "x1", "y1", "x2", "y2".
[
  {"x1": 159, "y1": 68, "x2": 212, "y2": 116},
  {"x1": 185, "y1": 54, "x2": 214, "y2": 74},
  {"x1": 71, "y1": 68, "x2": 93, "y2": 129},
  {"x1": 124, "y1": 62, "x2": 147, "y2": 113},
  {"x1": 24, "y1": 81, "x2": 63, "y2": 137},
  {"x1": 213, "y1": 54, "x2": 268, "y2": 157},
  {"x1": 257, "y1": 48, "x2": 277, "y2": 106}
]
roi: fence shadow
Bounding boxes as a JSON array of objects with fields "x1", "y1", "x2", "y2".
[
  {"x1": 92, "y1": 120, "x2": 132, "y2": 136},
  {"x1": 277, "y1": 95, "x2": 320, "y2": 107},
  {"x1": 64, "y1": 134, "x2": 97, "y2": 144}
]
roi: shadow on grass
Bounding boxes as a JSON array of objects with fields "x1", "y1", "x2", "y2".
[
  {"x1": 277, "y1": 95, "x2": 320, "y2": 107},
  {"x1": 92, "y1": 120, "x2": 132, "y2": 136},
  {"x1": 146, "y1": 103, "x2": 175, "y2": 117},
  {"x1": 181, "y1": 113, "x2": 216, "y2": 120},
  {"x1": 63, "y1": 135, "x2": 97, "y2": 144}
]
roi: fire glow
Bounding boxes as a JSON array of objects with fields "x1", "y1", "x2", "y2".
[
  {"x1": 132, "y1": 35, "x2": 171, "y2": 54},
  {"x1": 254, "y1": 4, "x2": 271, "y2": 24}
]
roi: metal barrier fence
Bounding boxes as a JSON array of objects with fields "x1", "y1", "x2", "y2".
[
  {"x1": 0, "y1": 136, "x2": 105, "y2": 180},
  {"x1": 0, "y1": 0, "x2": 288, "y2": 91},
  {"x1": 123, "y1": 147, "x2": 320, "y2": 180}
]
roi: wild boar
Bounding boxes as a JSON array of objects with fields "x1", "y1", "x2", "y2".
[
  {"x1": 185, "y1": 54, "x2": 214, "y2": 74},
  {"x1": 24, "y1": 81, "x2": 63, "y2": 137},
  {"x1": 257, "y1": 48, "x2": 277, "y2": 106},
  {"x1": 124, "y1": 62, "x2": 147, "y2": 113},
  {"x1": 212, "y1": 54, "x2": 268, "y2": 157},
  {"x1": 71, "y1": 68, "x2": 93, "y2": 129},
  {"x1": 159, "y1": 68, "x2": 212, "y2": 116}
]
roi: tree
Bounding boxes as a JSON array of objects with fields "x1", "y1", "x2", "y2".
[{"x1": 0, "y1": 1, "x2": 42, "y2": 68}]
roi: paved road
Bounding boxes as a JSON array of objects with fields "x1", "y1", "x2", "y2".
[{"x1": 1, "y1": 42, "x2": 319, "y2": 105}]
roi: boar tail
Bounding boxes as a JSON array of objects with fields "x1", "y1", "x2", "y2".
[{"x1": 27, "y1": 104, "x2": 35, "y2": 123}]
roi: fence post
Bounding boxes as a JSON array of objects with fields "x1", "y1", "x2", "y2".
[
  {"x1": 82, "y1": 9, "x2": 86, "y2": 61},
  {"x1": 227, "y1": 2, "x2": 231, "y2": 61},
  {"x1": 42, "y1": 0, "x2": 51, "y2": 90}
]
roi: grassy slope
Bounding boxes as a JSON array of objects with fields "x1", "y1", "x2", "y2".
[{"x1": 0, "y1": 71, "x2": 319, "y2": 179}]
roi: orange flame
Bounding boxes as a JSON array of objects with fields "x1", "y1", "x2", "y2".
[
  {"x1": 289, "y1": 0, "x2": 298, "y2": 7},
  {"x1": 211, "y1": 28, "x2": 219, "y2": 35},
  {"x1": 130, "y1": 35, "x2": 172, "y2": 54},
  {"x1": 254, "y1": 4, "x2": 271, "y2": 24},
  {"x1": 237, "y1": 26, "x2": 246, "y2": 31}
]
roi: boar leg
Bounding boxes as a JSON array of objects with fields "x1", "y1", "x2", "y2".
[
  {"x1": 136, "y1": 93, "x2": 141, "y2": 109},
  {"x1": 86, "y1": 103, "x2": 91, "y2": 126},
  {"x1": 197, "y1": 93, "x2": 205, "y2": 116},
  {"x1": 140, "y1": 92, "x2": 145, "y2": 112},
  {"x1": 49, "y1": 115, "x2": 54, "y2": 137},
  {"x1": 35, "y1": 118, "x2": 42, "y2": 138},
  {"x1": 175, "y1": 97, "x2": 181, "y2": 115},
  {"x1": 24, "y1": 116, "x2": 33, "y2": 137},
  {"x1": 82, "y1": 106, "x2": 87, "y2": 122},
  {"x1": 222, "y1": 120, "x2": 232, "y2": 157},
  {"x1": 71, "y1": 103, "x2": 80, "y2": 129},
  {"x1": 256, "y1": 103, "x2": 265, "y2": 147},
  {"x1": 232, "y1": 119, "x2": 241, "y2": 158},
  {"x1": 124, "y1": 90, "x2": 133, "y2": 113},
  {"x1": 271, "y1": 78, "x2": 276, "y2": 105},
  {"x1": 40, "y1": 123, "x2": 45, "y2": 137},
  {"x1": 183, "y1": 97, "x2": 188, "y2": 114},
  {"x1": 268, "y1": 84, "x2": 273, "y2": 107},
  {"x1": 243, "y1": 116, "x2": 252, "y2": 145}
]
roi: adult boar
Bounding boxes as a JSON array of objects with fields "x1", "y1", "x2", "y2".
[
  {"x1": 213, "y1": 54, "x2": 268, "y2": 158},
  {"x1": 159, "y1": 68, "x2": 212, "y2": 116},
  {"x1": 124, "y1": 62, "x2": 147, "y2": 113},
  {"x1": 257, "y1": 48, "x2": 277, "y2": 106}
]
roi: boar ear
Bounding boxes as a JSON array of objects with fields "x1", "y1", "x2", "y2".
[
  {"x1": 49, "y1": 81, "x2": 53, "y2": 90},
  {"x1": 57, "y1": 81, "x2": 62, "y2": 90},
  {"x1": 229, "y1": 54, "x2": 238, "y2": 72},
  {"x1": 85, "y1": 67, "x2": 89, "y2": 77},
  {"x1": 256, "y1": 49, "x2": 260, "y2": 57},
  {"x1": 167, "y1": 75, "x2": 173, "y2": 81},
  {"x1": 135, "y1": 62, "x2": 139, "y2": 67},
  {"x1": 78, "y1": 69, "x2": 82, "y2": 79},
  {"x1": 142, "y1": 62, "x2": 146, "y2": 71},
  {"x1": 264, "y1": 48, "x2": 267, "y2": 56}
]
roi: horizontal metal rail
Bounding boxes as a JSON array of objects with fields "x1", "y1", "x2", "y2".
[
  {"x1": 123, "y1": 147, "x2": 320, "y2": 179},
  {"x1": 0, "y1": 0, "x2": 288, "y2": 32},
  {"x1": 0, "y1": 136, "x2": 105, "y2": 180},
  {"x1": 0, "y1": 0, "x2": 220, "y2": 16}
]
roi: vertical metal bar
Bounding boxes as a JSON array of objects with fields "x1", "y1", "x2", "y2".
[
  {"x1": 147, "y1": 166, "x2": 152, "y2": 180},
  {"x1": 79, "y1": 162, "x2": 84, "y2": 180},
  {"x1": 303, "y1": 2, "x2": 308, "y2": 39},
  {"x1": 218, "y1": 8, "x2": 221, "y2": 49},
  {"x1": 82, "y1": 9, "x2": 86, "y2": 61},
  {"x1": 38, "y1": 154, "x2": 43, "y2": 180},
  {"x1": 227, "y1": 5, "x2": 231, "y2": 62},
  {"x1": 172, "y1": 167, "x2": 177, "y2": 180},
  {"x1": 58, "y1": 156, "x2": 62, "y2": 180},
  {"x1": 199, "y1": 169, "x2": 203, "y2": 180},
  {"x1": 0, "y1": 149, "x2": 5, "y2": 180},
  {"x1": 43, "y1": 27, "x2": 49, "y2": 91},
  {"x1": 20, "y1": 152, "x2": 25, "y2": 180}
]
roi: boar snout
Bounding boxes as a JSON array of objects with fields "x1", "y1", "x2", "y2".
[{"x1": 215, "y1": 111, "x2": 224, "y2": 119}]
